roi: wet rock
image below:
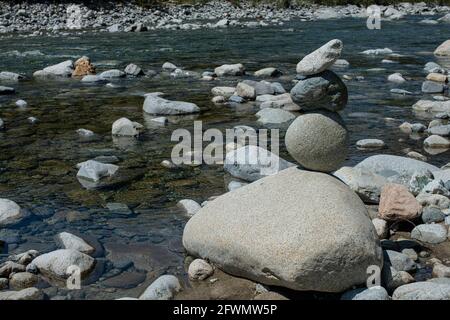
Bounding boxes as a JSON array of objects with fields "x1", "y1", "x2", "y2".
[
  {"x1": 188, "y1": 259, "x2": 214, "y2": 281},
  {"x1": 111, "y1": 117, "x2": 143, "y2": 137},
  {"x1": 76, "y1": 160, "x2": 119, "y2": 182},
  {"x1": 214, "y1": 63, "x2": 245, "y2": 77},
  {"x1": 15, "y1": 99, "x2": 27, "y2": 108},
  {"x1": 34, "y1": 60, "x2": 74, "y2": 77},
  {"x1": 56, "y1": 232, "x2": 95, "y2": 255},
  {"x1": 0, "y1": 199, "x2": 27, "y2": 227},
  {"x1": 211, "y1": 86, "x2": 235, "y2": 98},
  {"x1": 102, "y1": 271, "x2": 146, "y2": 289},
  {"x1": 285, "y1": 111, "x2": 348, "y2": 172},
  {"x1": 378, "y1": 183, "x2": 422, "y2": 221},
  {"x1": 143, "y1": 95, "x2": 200, "y2": 115},
  {"x1": 106, "y1": 203, "x2": 132, "y2": 215},
  {"x1": 0, "y1": 85, "x2": 15, "y2": 94},
  {"x1": 139, "y1": 275, "x2": 181, "y2": 300},
  {"x1": 362, "y1": 48, "x2": 393, "y2": 55},
  {"x1": 422, "y1": 81, "x2": 445, "y2": 94},
  {"x1": 296, "y1": 39, "x2": 343, "y2": 76},
  {"x1": 236, "y1": 82, "x2": 256, "y2": 100},
  {"x1": 424, "y1": 62, "x2": 445, "y2": 74},
  {"x1": 387, "y1": 73, "x2": 406, "y2": 83},
  {"x1": 290, "y1": 70, "x2": 348, "y2": 112},
  {"x1": 228, "y1": 95, "x2": 244, "y2": 103},
  {"x1": 393, "y1": 281, "x2": 450, "y2": 299},
  {"x1": 256, "y1": 108, "x2": 295, "y2": 126},
  {"x1": 183, "y1": 167, "x2": 383, "y2": 292},
  {"x1": 223, "y1": 145, "x2": 294, "y2": 182},
  {"x1": 0, "y1": 288, "x2": 43, "y2": 300},
  {"x1": 9, "y1": 272, "x2": 38, "y2": 290},
  {"x1": 422, "y1": 179, "x2": 450, "y2": 196},
  {"x1": 434, "y1": 40, "x2": 450, "y2": 56},
  {"x1": 424, "y1": 135, "x2": 450, "y2": 148},
  {"x1": 427, "y1": 124, "x2": 450, "y2": 136},
  {"x1": 81, "y1": 75, "x2": 107, "y2": 83},
  {"x1": 427, "y1": 73, "x2": 447, "y2": 83},
  {"x1": 356, "y1": 139, "x2": 385, "y2": 149},
  {"x1": 0, "y1": 71, "x2": 23, "y2": 82},
  {"x1": 411, "y1": 224, "x2": 448, "y2": 244},
  {"x1": 254, "y1": 67, "x2": 282, "y2": 77},
  {"x1": 29, "y1": 249, "x2": 95, "y2": 280},
  {"x1": 177, "y1": 199, "x2": 201, "y2": 217},
  {"x1": 124, "y1": 63, "x2": 144, "y2": 76},
  {"x1": 162, "y1": 62, "x2": 178, "y2": 72},
  {"x1": 99, "y1": 69, "x2": 126, "y2": 79}
]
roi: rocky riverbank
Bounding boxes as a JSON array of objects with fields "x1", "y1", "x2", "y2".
[
  {"x1": 2, "y1": 30, "x2": 450, "y2": 299},
  {"x1": 1, "y1": 1, "x2": 450, "y2": 34}
]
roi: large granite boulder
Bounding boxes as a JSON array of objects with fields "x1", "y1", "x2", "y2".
[{"x1": 183, "y1": 167, "x2": 383, "y2": 292}]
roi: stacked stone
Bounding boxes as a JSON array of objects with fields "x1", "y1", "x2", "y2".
[{"x1": 285, "y1": 39, "x2": 349, "y2": 172}]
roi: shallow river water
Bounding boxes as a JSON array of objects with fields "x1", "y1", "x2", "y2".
[{"x1": 0, "y1": 16, "x2": 450, "y2": 299}]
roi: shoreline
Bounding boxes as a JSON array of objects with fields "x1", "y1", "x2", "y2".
[{"x1": 1, "y1": 1, "x2": 450, "y2": 34}]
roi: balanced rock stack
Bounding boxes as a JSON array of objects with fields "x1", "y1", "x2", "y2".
[
  {"x1": 286, "y1": 39, "x2": 349, "y2": 172},
  {"x1": 183, "y1": 39, "x2": 383, "y2": 294}
]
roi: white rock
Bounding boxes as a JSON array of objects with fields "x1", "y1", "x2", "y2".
[
  {"x1": 15, "y1": 99, "x2": 27, "y2": 108},
  {"x1": 139, "y1": 275, "x2": 181, "y2": 300},
  {"x1": 111, "y1": 117, "x2": 143, "y2": 137},
  {"x1": 0, "y1": 199, "x2": 26, "y2": 227},
  {"x1": 56, "y1": 232, "x2": 94, "y2": 255},
  {"x1": 177, "y1": 199, "x2": 201, "y2": 217},
  {"x1": 188, "y1": 259, "x2": 214, "y2": 280},
  {"x1": 296, "y1": 39, "x2": 343, "y2": 75},
  {"x1": 387, "y1": 73, "x2": 406, "y2": 83},
  {"x1": 76, "y1": 160, "x2": 119, "y2": 182},
  {"x1": 29, "y1": 249, "x2": 95, "y2": 280}
]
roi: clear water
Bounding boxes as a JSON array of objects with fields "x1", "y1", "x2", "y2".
[{"x1": 0, "y1": 16, "x2": 450, "y2": 299}]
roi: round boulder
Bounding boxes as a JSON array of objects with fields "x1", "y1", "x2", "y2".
[
  {"x1": 290, "y1": 70, "x2": 348, "y2": 112},
  {"x1": 183, "y1": 167, "x2": 383, "y2": 292},
  {"x1": 285, "y1": 111, "x2": 349, "y2": 172}
]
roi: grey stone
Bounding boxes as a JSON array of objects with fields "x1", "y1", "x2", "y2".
[
  {"x1": 0, "y1": 71, "x2": 23, "y2": 82},
  {"x1": 183, "y1": 167, "x2": 383, "y2": 292},
  {"x1": 188, "y1": 259, "x2": 214, "y2": 281},
  {"x1": 354, "y1": 155, "x2": 440, "y2": 182},
  {"x1": 290, "y1": 70, "x2": 348, "y2": 112},
  {"x1": 296, "y1": 39, "x2": 343, "y2": 76},
  {"x1": 356, "y1": 139, "x2": 385, "y2": 149},
  {"x1": 29, "y1": 249, "x2": 95, "y2": 280},
  {"x1": 214, "y1": 63, "x2": 245, "y2": 77},
  {"x1": 0, "y1": 288, "x2": 43, "y2": 300},
  {"x1": 224, "y1": 145, "x2": 294, "y2": 182},
  {"x1": 38, "y1": 60, "x2": 74, "y2": 77},
  {"x1": 427, "y1": 125, "x2": 450, "y2": 136},
  {"x1": 393, "y1": 281, "x2": 450, "y2": 300},
  {"x1": 422, "y1": 81, "x2": 445, "y2": 94},
  {"x1": 384, "y1": 250, "x2": 416, "y2": 272},
  {"x1": 177, "y1": 199, "x2": 201, "y2": 217},
  {"x1": 0, "y1": 199, "x2": 27, "y2": 227},
  {"x1": 139, "y1": 275, "x2": 181, "y2": 300},
  {"x1": 255, "y1": 108, "x2": 296, "y2": 126},
  {"x1": 111, "y1": 117, "x2": 143, "y2": 137},
  {"x1": 56, "y1": 232, "x2": 94, "y2": 254},
  {"x1": 424, "y1": 135, "x2": 450, "y2": 148},
  {"x1": 76, "y1": 160, "x2": 119, "y2": 182},
  {"x1": 9, "y1": 272, "x2": 38, "y2": 289},
  {"x1": 411, "y1": 224, "x2": 448, "y2": 244},
  {"x1": 341, "y1": 286, "x2": 389, "y2": 300},
  {"x1": 99, "y1": 69, "x2": 126, "y2": 79},
  {"x1": 254, "y1": 67, "x2": 282, "y2": 78},
  {"x1": 333, "y1": 166, "x2": 388, "y2": 203},
  {"x1": 211, "y1": 87, "x2": 235, "y2": 98},
  {"x1": 285, "y1": 111, "x2": 349, "y2": 172},
  {"x1": 124, "y1": 63, "x2": 144, "y2": 76},
  {"x1": 143, "y1": 95, "x2": 200, "y2": 115}
]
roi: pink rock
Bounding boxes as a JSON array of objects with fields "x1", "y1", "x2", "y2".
[{"x1": 378, "y1": 183, "x2": 422, "y2": 221}]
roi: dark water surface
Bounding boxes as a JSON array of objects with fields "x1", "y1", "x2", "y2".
[{"x1": 1, "y1": 16, "x2": 450, "y2": 299}]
